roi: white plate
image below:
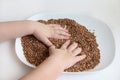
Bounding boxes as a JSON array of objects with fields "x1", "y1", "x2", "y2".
[{"x1": 15, "y1": 13, "x2": 115, "y2": 73}]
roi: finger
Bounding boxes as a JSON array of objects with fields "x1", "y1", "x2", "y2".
[
  {"x1": 52, "y1": 25, "x2": 68, "y2": 32},
  {"x1": 64, "y1": 25, "x2": 67, "y2": 29},
  {"x1": 53, "y1": 34, "x2": 70, "y2": 39},
  {"x1": 61, "y1": 40, "x2": 70, "y2": 49},
  {"x1": 74, "y1": 55, "x2": 86, "y2": 62},
  {"x1": 49, "y1": 45, "x2": 55, "y2": 50},
  {"x1": 49, "y1": 24, "x2": 60, "y2": 27},
  {"x1": 55, "y1": 30, "x2": 71, "y2": 36},
  {"x1": 68, "y1": 42, "x2": 78, "y2": 52},
  {"x1": 56, "y1": 27, "x2": 68, "y2": 32},
  {"x1": 49, "y1": 24, "x2": 62, "y2": 29},
  {"x1": 72, "y1": 48, "x2": 82, "y2": 56},
  {"x1": 40, "y1": 36, "x2": 53, "y2": 47}
]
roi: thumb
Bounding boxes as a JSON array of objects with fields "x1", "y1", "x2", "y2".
[
  {"x1": 40, "y1": 36, "x2": 53, "y2": 47},
  {"x1": 49, "y1": 45, "x2": 55, "y2": 50},
  {"x1": 49, "y1": 45, "x2": 56, "y2": 55}
]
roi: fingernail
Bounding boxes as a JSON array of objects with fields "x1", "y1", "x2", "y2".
[
  {"x1": 78, "y1": 48, "x2": 82, "y2": 51},
  {"x1": 68, "y1": 34, "x2": 71, "y2": 36},
  {"x1": 66, "y1": 36, "x2": 70, "y2": 39},
  {"x1": 74, "y1": 42, "x2": 78, "y2": 45},
  {"x1": 65, "y1": 36, "x2": 70, "y2": 39},
  {"x1": 64, "y1": 25, "x2": 67, "y2": 29},
  {"x1": 67, "y1": 34, "x2": 71, "y2": 37},
  {"x1": 67, "y1": 40, "x2": 70, "y2": 42},
  {"x1": 82, "y1": 55, "x2": 86, "y2": 58},
  {"x1": 65, "y1": 30, "x2": 68, "y2": 32}
]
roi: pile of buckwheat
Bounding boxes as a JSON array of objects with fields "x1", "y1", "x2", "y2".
[{"x1": 21, "y1": 18, "x2": 100, "y2": 72}]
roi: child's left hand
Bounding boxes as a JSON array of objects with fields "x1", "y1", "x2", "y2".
[
  {"x1": 32, "y1": 21, "x2": 71, "y2": 47},
  {"x1": 0, "y1": 20, "x2": 70, "y2": 46}
]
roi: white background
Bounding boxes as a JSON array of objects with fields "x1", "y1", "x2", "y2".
[{"x1": 0, "y1": 0, "x2": 120, "y2": 80}]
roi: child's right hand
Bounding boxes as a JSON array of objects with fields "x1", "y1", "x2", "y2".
[{"x1": 49, "y1": 40, "x2": 86, "y2": 69}]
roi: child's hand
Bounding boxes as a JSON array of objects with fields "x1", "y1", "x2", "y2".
[
  {"x1": 49, "y1": 40, "x2": 86, "y2": 69},
  {"x1": 0, "y1": 20, "x2": 70, "y2": 45},
  {"x1": 32, "y1": 22, "x2": 70, "y2": 47},
  {"x1": 20, "y1": 40, "x2": 86, "y2": 80}
]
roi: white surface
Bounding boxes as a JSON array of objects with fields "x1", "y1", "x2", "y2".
[
  {"x1": 0, "y1": 0, "x2": 120, "y2": 80},
  {"x1": 15, "y1": 13, "x2": 115, "y2": 72}
]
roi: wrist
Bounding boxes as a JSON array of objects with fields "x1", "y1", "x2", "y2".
[{"x1": 23, "y1": 20, "x2": 36, "y2": 35}]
